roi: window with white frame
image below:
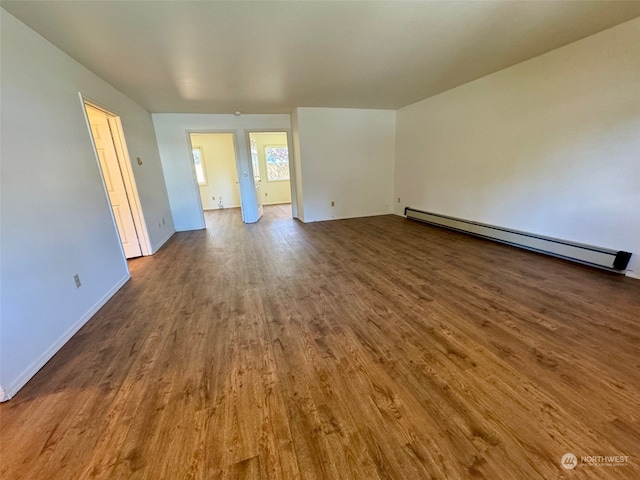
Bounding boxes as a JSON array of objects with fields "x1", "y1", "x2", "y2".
[
  {"x1": 192, "y1": 146, "x2": 207, "y2": 185},
  {"x1": 264, "y1": 145, "x2": 290, "y2": 181}
]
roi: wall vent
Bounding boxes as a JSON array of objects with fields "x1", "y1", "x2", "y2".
[{"x1": 404, "y1": 207, "x2": 632, "y2": 273}]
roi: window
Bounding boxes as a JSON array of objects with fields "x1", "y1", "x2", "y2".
[
  {"x1": 264, "y1": 146, "x2": 289, "y2": 181},
  {"x1": 250, "y1": 137, "x2": 260, "y2": 181},
  {"x1": 192, "y1": 146, "x2": 207, "y2": 185}
]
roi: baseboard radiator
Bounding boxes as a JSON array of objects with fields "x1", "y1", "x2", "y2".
[{"x1": 404, "y1": 207, "x2": 632, "y2": 273}]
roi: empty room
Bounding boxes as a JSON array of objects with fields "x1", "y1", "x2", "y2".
[{"x1": 1, "y1": 1, "x2": 639, "y2": 479}]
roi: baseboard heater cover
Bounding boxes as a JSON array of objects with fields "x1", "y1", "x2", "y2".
[{"x1": 404, "y1": 207, "x2": 632, "y2": 272}]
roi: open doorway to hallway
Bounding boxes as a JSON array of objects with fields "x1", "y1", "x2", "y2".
[
  {"x1": 189, "y1": 132, "x2": 242, "y2": 220},
  {"x1": 248, "y1": 131, "x2": 293, "y2": 219}
]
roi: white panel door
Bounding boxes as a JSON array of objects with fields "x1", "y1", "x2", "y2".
[{"x1": 86, "y1": 106, "x2": 142, "y2": 258}]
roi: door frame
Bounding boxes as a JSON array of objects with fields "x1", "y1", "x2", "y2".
[
  {"x1": 80, "y1": 93, "x2": 152, "y2": 256},
  {"x1": 245, "y1": 129, "x2": 298, "y2": 218},
  {"x1": 186, "y1": 130, "x2": 245, "y2": 223}
]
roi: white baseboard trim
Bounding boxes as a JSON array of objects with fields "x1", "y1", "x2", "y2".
[
  {"x1": 151, "y1": 229, "x2": 175, "y2": 254},
  {"x1": 0, "y1": 386, "x2": 9, "y2": 403},
  {"x1": 0, "y1": 274, "x2": 130, "y2": 402},
  {"x1": 625, "y1": 270, "x2": 639, "y2": 280},
  {"x1": 302, "y1": 210, "x2": 394, "y2": 223},
  {"x1": 203, "y1": 205, "x2": 241, "y2": 210}
]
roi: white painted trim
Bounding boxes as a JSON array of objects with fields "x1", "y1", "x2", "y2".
[
  {"x1": 0, "y1": 274, "x2": 130, "y2": 402},
  {"x1": 262, "y1": 202, "x2": 293, "y2": 206},
  {"x1": 0, "y1": 386, "x2": 9, "y2": 403},
  {"x1": 151, "y1": 229, "x2": 175, "y2": 254},
  {"x1": 301, "y1": 211, "x2": 393, "y2": 223},
  {"x1": 203, "y1": 205, "x2": 242, "y2": 210}
]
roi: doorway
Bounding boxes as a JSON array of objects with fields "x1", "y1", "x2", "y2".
[
  {"x1": 84, "y1": 101, "x2": 150, "y2": 258},
  {"x1": 248, "y1": 131, "x2": 293, "y2": 219},
  {"x1": 188, "y1": 133, "x2": 242, "y2": 219}
]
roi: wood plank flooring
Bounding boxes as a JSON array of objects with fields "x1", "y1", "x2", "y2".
[{"x1": 1, "y1": 205, "x2": 639, "y2": 479}]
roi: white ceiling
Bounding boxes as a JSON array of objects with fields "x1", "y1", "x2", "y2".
[{"x1": 3, "y1": 1, "x2": 640, "y2": 114}]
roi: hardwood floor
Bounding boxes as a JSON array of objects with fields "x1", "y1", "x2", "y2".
[{"x1": 1, "y1": 206, "x2": 638, "y2": 479}]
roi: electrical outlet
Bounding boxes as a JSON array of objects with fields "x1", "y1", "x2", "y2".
[
  {"x1": 265, "y1": 192, "x2": 268, "y2": 196},
  {"x1": 212, "y1": 196, "x2": 215, "y2": 200},
  {"x1": 73, "y1": 274, "x2": 82, "y2": 288},
  {"x1": 398, "y1": 197, "x2": 401, "y2": 203},
  {"x1": 331, "y1": 201, "x2": 335, "y2": 207},
  {"x1": 162, "y1": 218, "x2": 165, "y2": 225}
]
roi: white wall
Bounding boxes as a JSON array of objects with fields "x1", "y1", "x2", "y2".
[
  {"x1": 252, "y1": 132, "x2": 292, "y2": 205},
  {"x1": 291, "y1": 109, "x2": 305, "y2": 220},
  {"x1": 294, "y1": 107, "x2": 396, "y2": 223},
  {"x1": 152, "y1": 114, "x2": 293, "y2": 229},
  {"x1": 0, "y1": 10, "x2": 174, "y2": 400},
  {"x1": 192, "y1": 133, "x2": 241, "y2": 209},
  {"x1": 395, "y1": 18, "x2": 640, "y2": 278}
]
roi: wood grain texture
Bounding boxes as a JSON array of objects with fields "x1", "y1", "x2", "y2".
[{"x1": 1, "y1": 205, "x2": 638, "y2": 479}]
